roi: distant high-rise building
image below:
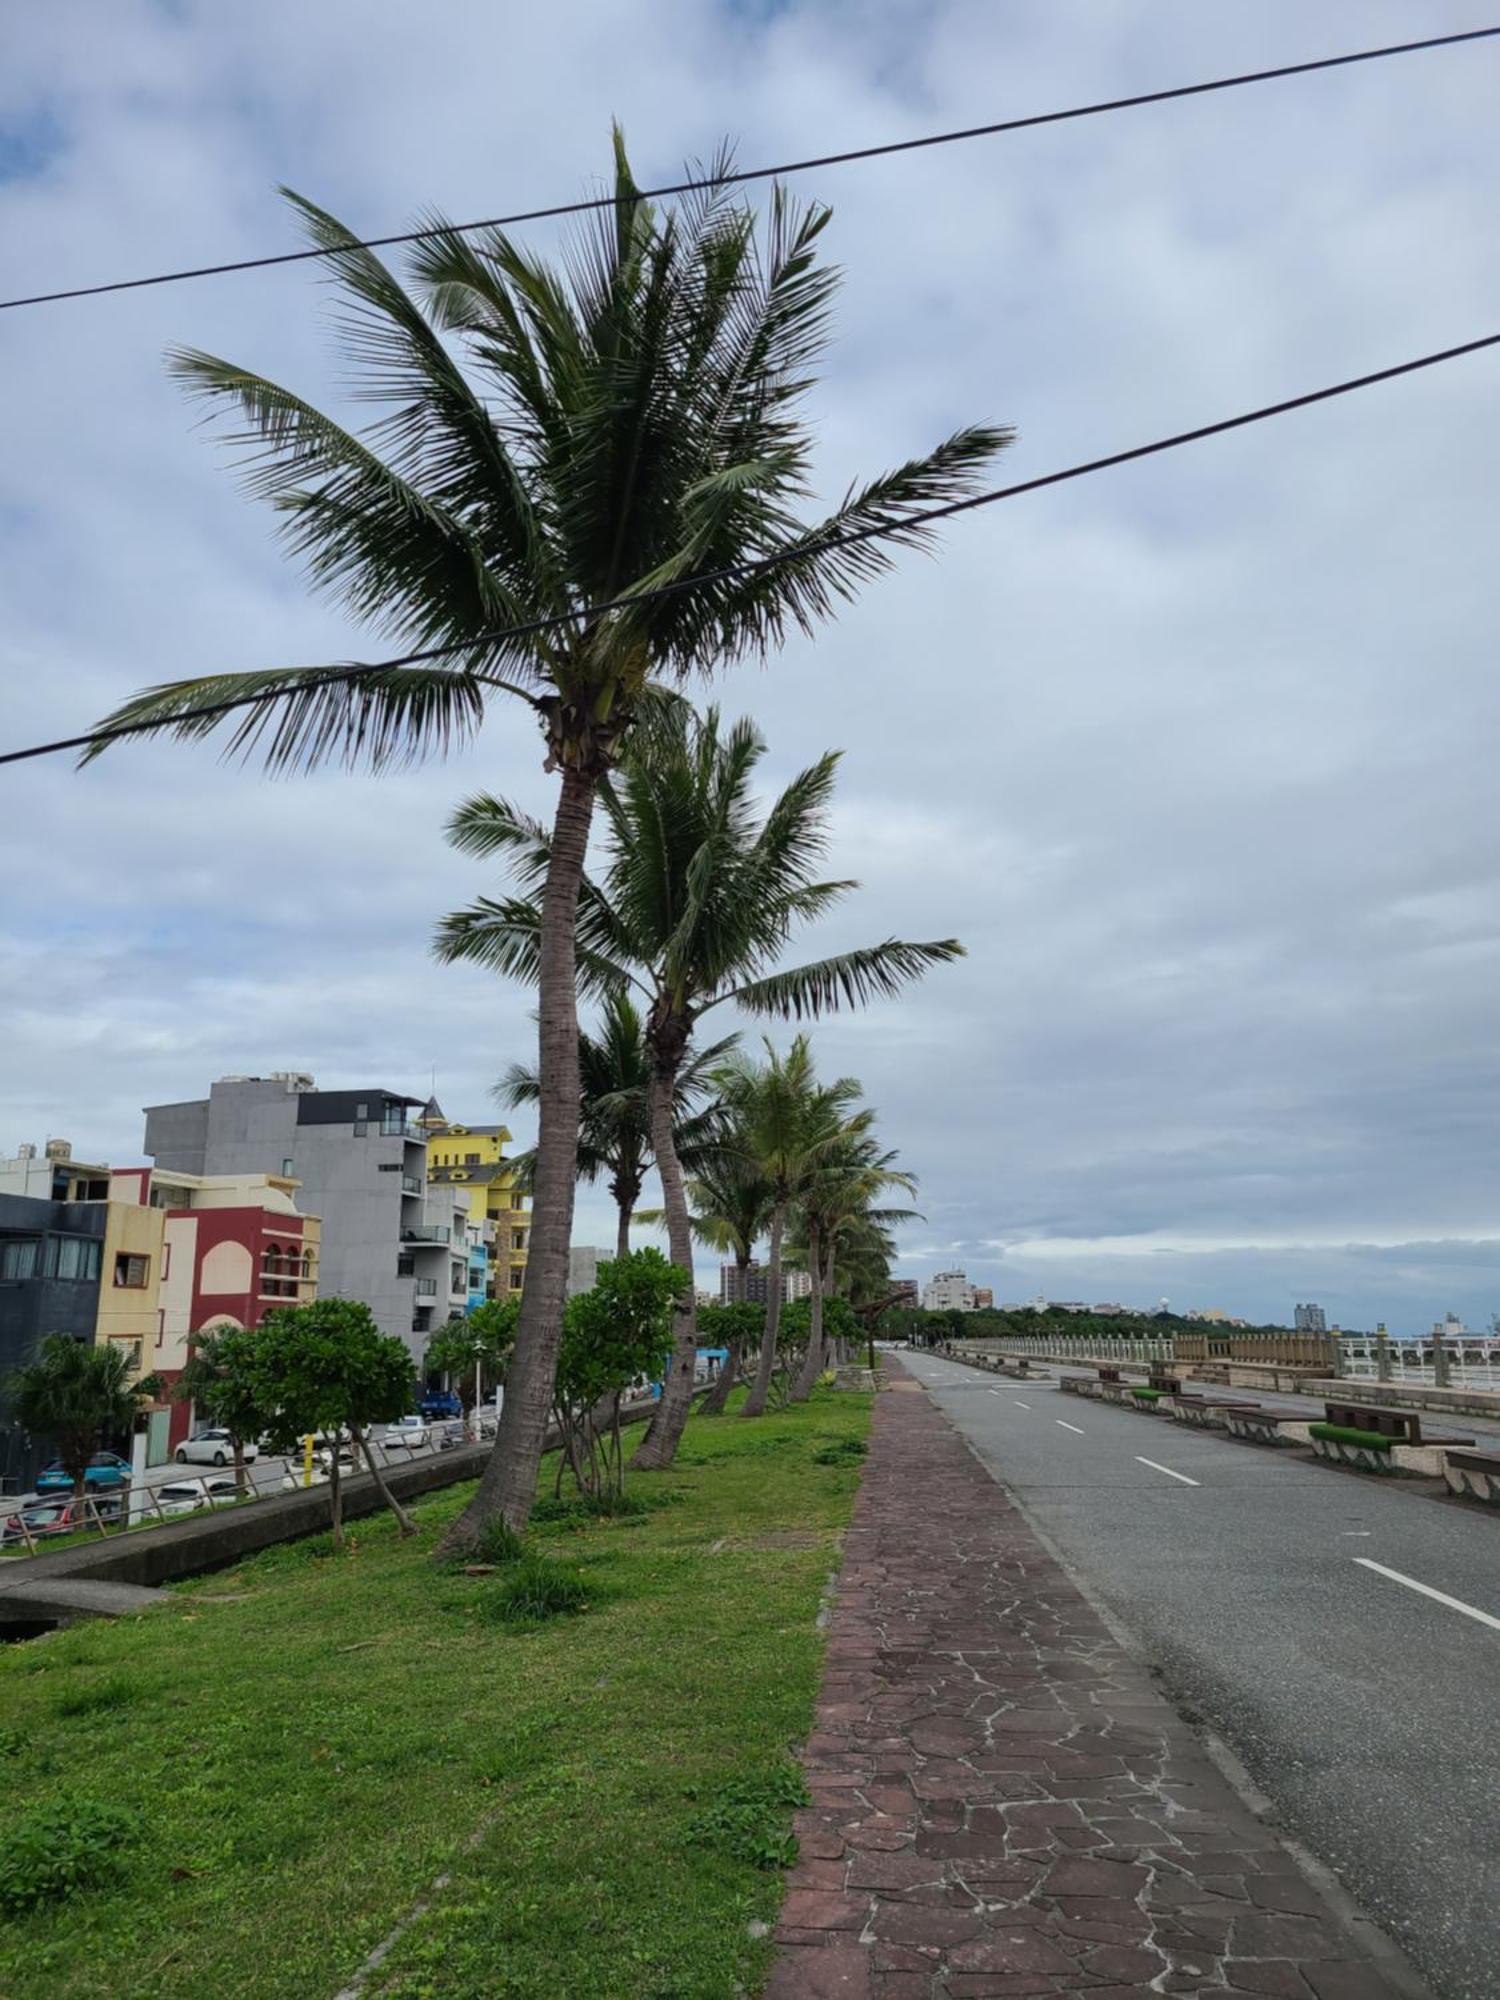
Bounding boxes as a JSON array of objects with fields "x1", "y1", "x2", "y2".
[
  {"x1": 720, "y1": 1260, "x2": 808, "y2": 1305},
  {"x1": 922, "y1": 1270, "x2": 975, "y2": 1312},
  {"x1": 567, "y1": 1246, "x2": 610, "y2": 1296},
  {"x1": 1294, "y1": 1303, "x2": 1327, "y2": 1333},
  {"x1": 971, "y1": 1286, "x2": 994, "y2": 1310}
]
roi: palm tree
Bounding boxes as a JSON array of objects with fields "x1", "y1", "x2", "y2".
[
  {"x1": 436, "y1": 704, "x2": 964, "y2": 1468},
  {"x1": 500, "y1": 992, "x2": 733, "y2": 1259},
  {"x1": 713, "y1": 1037, "x2": 868, "y2": 1417},
  {"x1": 85, "y1": 140, "x2": 1010, "y2": 1541},
  {"x1": 9, "y1": 1336, "x2": 142, "y2": 1502},
  {"x1": 788, "y1": 1134, "x2": 917, "y2": 1401},
  {"x1": 648, "y1": 1150, "x2": 773, "y2": 1413}
]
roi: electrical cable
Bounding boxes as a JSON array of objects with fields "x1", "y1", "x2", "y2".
[{"x1": 1, "y1": 24, "x2": 1495, "y2": 313}]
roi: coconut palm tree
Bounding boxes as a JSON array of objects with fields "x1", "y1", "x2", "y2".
[
  {"x1": 85, "y1": 140, "x2": 1010, "y2": 1541},
  {"x1": 500, "y1": 992, "x2": 734, "y2": 1258},
  {"x1": 9, "y1": 1335, "x2": 143, "y2": 1502},
  {"x1": 788, "y1": 1134, "x2": 918, "y2": 1401},
  {"x1": 644, "y1": 1150, "x2": 773, "y2": 1412},
  {"x1": 436, "y1": 704, "x2": 963, "y2": 1467},
  {"x1": 713, "y1": 1036, "x2": 870, "y2": 1417}
]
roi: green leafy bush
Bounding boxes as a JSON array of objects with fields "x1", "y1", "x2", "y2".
[
  {"x1": 684, "y1": 1766, "x2": 810, "y2": 1869},
  {"x1": 0, "y1": 1799, "x2": 139, "y2": 1913},
  {"x1": 811, "y1": 1437, "x2": 868, "y2": 1466},
  {"x1": 1130, "y1": 1388, "x2": 1163, "y2": 1402},
  {"x1": 1309, "y1": 1422, "x2": 1395, "y2": 1451},
  {"x1": 477, "y1": 1555, "x2": 591, "y2": 1628}
]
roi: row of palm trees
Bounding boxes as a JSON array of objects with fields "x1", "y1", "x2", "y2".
[
  {"x1": 86, "y1": 134, "x2": 1004, "y2": 1542},
  {"x1": 436, "y1": 700, "x2": 952, "y2": 1519}
]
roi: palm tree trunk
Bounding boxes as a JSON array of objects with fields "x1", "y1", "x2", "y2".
[
  {"x1": 741, "y1": 1206, "x2": 785, "y2": 1418},
  {"x1": 328, "y1": 1449, "x2": 344, "y2": 1552},
  {"x1": 615, "y1": 1200, "x2": 632, "y2": 1261},
  {"x1": 232, "y1": 1437, "x2": 248, "y2": 1498},
  {"x1": 440, "y1": 764, "x2": 597, "y2": 1549},
  {"x1": 352, "y1": 1424, "x2": 415, "y2": 1536},
  {"x1": 701, "y1": 1339, "x2": 740, "y2": 1414},
  {"x1": 630, "y1": 1061, "x2": 698, "y2": 1469},
  {"x1": 790, "y1": 1222, "x2": 825, "y2": 1403}
]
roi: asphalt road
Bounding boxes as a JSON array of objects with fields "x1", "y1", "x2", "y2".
[{"x1": 902, "y1": 1347, "x2": 1500, "y2": 2000}]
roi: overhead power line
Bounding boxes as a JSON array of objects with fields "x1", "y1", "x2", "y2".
[
  {"x1": 4, "y1": 325, "x2": 1495, "y2": 773},
  {"x1": 2, "y1": 25, "x2": 1496, "y2": 314}
]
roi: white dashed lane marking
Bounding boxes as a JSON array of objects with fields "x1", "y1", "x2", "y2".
[
  {"x1": 1055, "y1": 1419, "x2": 1085, "y2": 1435},
  {"x1": 1135, "y1": 1456, "x2": 1199, "y2": 1487},
  {"x1": 1354, "y1": 1559, "x2": 1500, "y2": 1634}
]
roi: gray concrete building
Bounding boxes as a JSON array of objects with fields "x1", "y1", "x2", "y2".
[
  {"x1": 143, "y1": 1073, "x2": 457, "y2": 1359},
  {"x1": 0, "y1": 1192, "x2": 108, "y2": 1493}
]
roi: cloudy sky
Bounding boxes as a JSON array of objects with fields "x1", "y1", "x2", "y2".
[{"x1": 3, "y1": 2, "x2": 1499, "y2": 1334}]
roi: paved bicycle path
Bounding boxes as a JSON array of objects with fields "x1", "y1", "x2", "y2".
[{"x1": 766, "y1": 1358, "x2": 1420, "y2": 1998}]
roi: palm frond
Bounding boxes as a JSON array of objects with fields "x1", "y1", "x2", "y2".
[{"x1": 724, "y1": 939, "x2": 966, "y2": 1020}]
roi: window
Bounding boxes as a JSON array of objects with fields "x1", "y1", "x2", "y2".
[
  {"x1": 509, "y1": 1267, "x2": 524, "y2": 1290},
  {"x1": 0, "y1": 1238, "x2": 39, "y2": 1281},
  {"x1": 512, "y1": 1230, "x2": 527, "y2": 1254},
  {"x1": 377, "y1": 1162, "x2": 400, "y2": 1173},
  {"x1": 356, "y1": 1102, "x2": 369, "y2": 1119},
  {"x1": 465, "y1": 1152, "x2": 480, "y2": 1164},
  {"x1": 397, "y1": 1254, "x2": 416, "y2": 1279},
  {"x1": 53, "y1": 1236, "x2": 101, "y2": 1282},
  {"x1": 282, "y1": 1158, "x2": 294, "y2": 1177},
  {"x1": 511, "y1": 1194, "x2": 524, "y2": 1211},
  {"x1": 451, "y1": 1262, "x2": 465, "y2": 1292},
  {"x1": 113, "y1": 1253, "x2": 150, "y2": 1289}
]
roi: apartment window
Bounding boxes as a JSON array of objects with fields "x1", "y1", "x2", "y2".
[
  {"x1": 509, "y1": 1267, "x2": 524, "y2": 1290},
  {"x1": 465, "y1": 1152, "x2": 480, "y2": 1164},
  {"x1": 356, "y1": 1103, "x2": 369, "y2": 1119},
  {"x1": 512, "y1": 1230, "x2": 527, "y2": 1254},
  {"x1": 114, "y1": 1253, "x2": 150, "y2": 1289},
  {"x1": 0, "y1": 1237, "x2": 40, "y2": 1281},
  {"x1": 397, "y1": 1254, "x2": 416, "y2": 1279},
  {"x1": 282, "y1": 1158, "x2": 294, "y2": 1177},
  {"x1": 53, "y1": 1237, "x2": 101, "y2": 1282},
  {"x1": 511, "y1": 1194, "x2": 524, "y2": 1211},
  {"x1": 377, "y1": 1162, "x2": 400, "y2": 1173},
  {"x1": 451, "y1": 1262, "x2": 465, "y2": 1292}
]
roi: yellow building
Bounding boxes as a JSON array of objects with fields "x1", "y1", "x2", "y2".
[{"x1": 420, "y1": 1103, "x2": 530, "y2": 1300}]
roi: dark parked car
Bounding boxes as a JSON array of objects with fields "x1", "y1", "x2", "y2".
[
  {"x1": 419, "y1": 1389, "x2": 462, "y2": 1422},
  {"x1": 34, "y1": 1451, "x2": 132, "y2": 1494}
]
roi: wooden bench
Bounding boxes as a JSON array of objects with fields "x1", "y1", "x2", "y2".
[
  {"x1": 1096, "y1": 1366, "x2": 1122, "y2": 1385},
  {"x1": 1148, "y1": 1371, "x2": 1183, "y2": 1396},
  {"x1": 1322, "y1": 1401, "x2": 1475, "y2": 1449}
]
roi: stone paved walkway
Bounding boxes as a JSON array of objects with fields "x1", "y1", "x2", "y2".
[{"x1": 766, "y1": 1360, "x2": 1417, "y2": 1999}]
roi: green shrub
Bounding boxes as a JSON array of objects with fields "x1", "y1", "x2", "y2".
[
  {"x1": 1309, "y1": 1422, "x2": 1395, "y2": 1451},
  {"x1": 1130, "y1": 1388, "x2": 1163, "y2": 1402},
  {"x1": 0, "y1": 1799, "x2": 139, "y2": 1913},
  {"x1": 471, "y1": 1519, "x2": 527, "y2": 1565},
  {"x1": 477, "y1": 1554, "x2": 591, "y2": 1628},
  {"x1": 816, "y1": 1369, "x2": 837, "y2": 1390},
  {"x1": 684, "y1": 1765, "x2": 810, "y2": 1869},
  {"x1": 811, "y1": 1438, "x2": 868, "y2": 1466}
]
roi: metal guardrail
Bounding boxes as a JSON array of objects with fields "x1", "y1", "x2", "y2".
[{"x1": 0, "y1": 1425, "x2": 486, "y2": 1561}]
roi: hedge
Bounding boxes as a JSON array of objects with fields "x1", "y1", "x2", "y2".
[{"x1": 1309, "y1": 1422, "x2": 1394, "y2": 1451}]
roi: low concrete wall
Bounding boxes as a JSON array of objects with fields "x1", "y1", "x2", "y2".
[
  {"x1": 1444, "y1": 1454, "x2": 1500, "y2": 1506},
  {"x1": 1302, "y1": 1377, "x2": 1500, "y2": 1423}
]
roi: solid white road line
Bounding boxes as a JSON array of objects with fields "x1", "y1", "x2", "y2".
[
  {"x1": 1135, "y1": 1455, "x2": 1199, "y2": 1487},
  {"x1": 1014, "y1": 1399, "x2": 1032, "y2": 1409},
  {"x1": 1353, "y1": 1558, "x2": 1500, "y2": 1634},
  {"x1": 1056, "y1": 1419, "x2": 1085, "y2": 1434}
]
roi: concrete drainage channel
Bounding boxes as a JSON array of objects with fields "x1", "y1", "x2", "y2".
[{"x1": 933, "y1": 1343, "x2": 1500, "y2": 1516}]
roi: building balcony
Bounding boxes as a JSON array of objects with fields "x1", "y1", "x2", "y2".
[
  {"x1": 400, "y1": 1175, "x2": 424, "y2": 1195},
  {"x1": 401, "y1": 1225, "x2": 450, "y2": 1244}
]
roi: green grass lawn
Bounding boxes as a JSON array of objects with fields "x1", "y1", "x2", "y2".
[{"x1": 0, "y1": 1389, "x2": 872, "y2": 2000}]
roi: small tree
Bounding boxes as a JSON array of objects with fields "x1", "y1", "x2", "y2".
[
  {"x1": 251, "y1": 1301, "x2": 417, "y2": 1548},
  {"x1": 552, "y1": 1249, "x2": 684, "y2": 1504},
  {"x1": 697, "y1": 1300, "x2": 765, "y2": 1415},
  {"x1": 9, "y1": 1336, "x2": 142, "y2": 1502},
  {"x1": 171, "y1": 1326, "x2": 269, "y2": 1495},
  {"x1": 424, "y1": 1298, "x2": 519, "y2": 1416}
]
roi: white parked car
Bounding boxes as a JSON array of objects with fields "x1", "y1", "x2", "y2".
[
  {"x1": 155, "y1": 1475, "x2": 240, "y2": 1517},
  {"x1": 380, "y1": 1416, "x2": 430, "y2": 1451},
  {"x1": 175, "y1": 1428, "x2": 258, "y2": 1468}
]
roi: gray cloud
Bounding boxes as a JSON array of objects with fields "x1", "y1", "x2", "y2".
[{"x1": 3, "y1": 1, "x2": 1500, "y2": 1329}]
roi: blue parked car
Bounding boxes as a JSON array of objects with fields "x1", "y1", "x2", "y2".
[
  {"x1": 420, "y1": 1388, "x2": 463, "y2": 1422},
  {"x1": 35, "y1": 1451, "x2": 132, "y2": 1495}
]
